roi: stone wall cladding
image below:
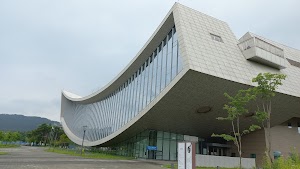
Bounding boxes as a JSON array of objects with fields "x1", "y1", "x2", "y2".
[{"x1": 174, "y1": 3, "x2": 300, "y2": 98}]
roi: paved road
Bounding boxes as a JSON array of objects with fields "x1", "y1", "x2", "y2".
[{"x1": 0, "y1": 146, "x2": 166, "y2": 169}]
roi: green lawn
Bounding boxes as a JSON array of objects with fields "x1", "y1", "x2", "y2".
[
  {"x1": 0, "y1": 144, "x2": 20, "y2": 148},
  {"x1": 46, "y1": 148, "x2": 134, "y2": 160},
  {"x1": 0, "y1": 152, "x2": 8, "y2": 155}
]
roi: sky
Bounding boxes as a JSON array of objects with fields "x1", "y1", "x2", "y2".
[{"x1": 0, "y1": 0, "x2": 299, "y2": 122}]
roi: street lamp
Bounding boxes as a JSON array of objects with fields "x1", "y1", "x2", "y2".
[{"x1": 81, "y1": 125, "x2": 87, "y2": 155}]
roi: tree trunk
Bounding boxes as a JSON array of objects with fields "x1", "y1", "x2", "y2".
[
  {"x1": 239, "y1": 135, "x2": 242, "y2": 169},
  {"x1": 240, "y1": 155, "x2": 242, "y2": 169},
  {"x1": 267, "y1": 108, "x2": 273, "y2": 163},
  {"x1": 237, "y1": 118, "x2": 242, "y2": 169}
]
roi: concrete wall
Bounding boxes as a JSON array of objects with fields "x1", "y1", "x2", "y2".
[
  {"x1": 228, "y1": 129, "x2": 266, "y2": 167},
  {"x1": 270, "y1": 118, "x2": 300, "y2": 158},
  {"x1": 228, "y1": 118, "x2": 300, "y2": 167},
  {"x1": 195, "y1": 154, "x2": 256, "y2": 169}
]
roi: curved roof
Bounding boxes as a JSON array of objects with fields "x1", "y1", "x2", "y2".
[
  {"x1": 61, "y1": 3, "x2": 300, "y2": 147},
  {"x1": 62, "y1": 4, "x2": 179, "y2": 104}
]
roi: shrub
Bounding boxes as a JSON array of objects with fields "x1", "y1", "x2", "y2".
[{"x1": 263, "y1": 150, "x2": 300, "y2": 169}]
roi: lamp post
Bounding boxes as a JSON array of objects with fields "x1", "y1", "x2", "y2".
[{"x1": 81, "y1": 125, "x2": 87, "y2": 155}]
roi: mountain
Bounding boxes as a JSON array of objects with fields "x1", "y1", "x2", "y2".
[{"x1": 0, "y1": 114, "x2": 60, "y2": 132}]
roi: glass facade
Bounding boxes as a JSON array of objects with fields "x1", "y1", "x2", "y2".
[
  {"x1": 114, "y1": 130, "x2": 184, "y2": 161},
  {"x1": 64, "y1": 26, "x2": 183, "y2": 142},
  {"x1": 111, "y1": 130, "x2": 231, "y2": 160}
]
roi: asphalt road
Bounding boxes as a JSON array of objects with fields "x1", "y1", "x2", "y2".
[{"x1": 0, "y1": 146, "x2": 166, "y2": 169}]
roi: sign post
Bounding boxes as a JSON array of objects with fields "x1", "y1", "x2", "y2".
[{"x1": 178, "y1": 142, "x2": 195, "y2": 169}]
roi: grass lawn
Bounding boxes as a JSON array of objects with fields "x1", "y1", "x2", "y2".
[
  {"x1": 164, "y1": 164, "x2": 238, "y2": 169},
  {"x1": 0, "y1": 152, "x2": 8, "y2": 155},
  {"x1": 46, "y1": 148, "x2": 134, "y2": 160},
  {"x1": 0, "y1": 144, "x2": 20, "y2": 148}
]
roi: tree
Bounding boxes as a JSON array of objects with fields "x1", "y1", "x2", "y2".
[
  {"x1": 25, "y1": 123, "x2": 52, "y2": 145},
  {"x1": 1, "y1": 131, "x2": 21, "y2": 144},
  {"x1": 3, "y1": 132, "x2": 13, "y2": 143},
  {"x1": 49, "y1": 126, "x2": 64, "y2": 147},
  {"x1": 58, "y1": 134, "x2": 71, "y2": 148},
  {"x1": 0, "y1": 131, "x2": 4, "y2": 141},
  {"x1": 18, "y1": 132, "x2": 27, "y2": 142},
  {"x1": 12, "y1": 132, "x2": 21, "y2": 142},
  {"x1": 251, "y1": 73, "x2": 286, "y2": 163},
  {"x1": 26, "y1": 130, "x2": 38, "y2": 144},
  {"x1": 52, "y1": 126, "x2": 64, "y2": 144},
  {"x1": 212, "y1": 89, "x2": 260, "y2": 169},
  {"x1": 24, "y1": 124, "x2": 65, "y2": 146}
]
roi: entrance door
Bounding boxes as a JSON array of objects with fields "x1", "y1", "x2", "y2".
[{"x1": 148, "y1": 150, "x2": 155, "y2": 159}]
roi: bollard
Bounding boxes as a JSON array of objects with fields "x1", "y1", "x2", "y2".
[{"x1": 171, "y1": 163, "x2": 174, "y2": 169}]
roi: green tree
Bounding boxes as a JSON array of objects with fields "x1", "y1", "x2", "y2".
[
  {"x1": 3, "y1": 132, "x2": 13, "y2": 143},
  {"x1": 18, "y1": 132, "x2": 27, "y2": 142},
  {"x1": 251, "y1": 73, "x2": 286, "y2": 163},
  {"x1": 0, "y1": 131, "x2": 4, "y2": 141},
  {"x1": 58, "y1": 134, "x2": 71, "y2": 148},
  {"x1": 59, "y1": 134, "x2": 70, "y2": 143},
  {"x1": 25, "y1": 123, "x2": 52, "y2": 145},
  {"x1": 212, "y1": 89, "x2": 260, "y2": 169},
  {"x1": 36, "y1": 123, "x2": 52, "y2": 146},
  {"x1": 49, "y1": 126, "x2": 64, "y2": 147},
  {"x1": 26, "y1": 130, "x2": 38, "y2": 144},
  {"x1": 24, "y1": 124, "x2": 64, "y2": 146},
  {"x1": 11, "y1": 132, "x2": 21, "y2": 142}
]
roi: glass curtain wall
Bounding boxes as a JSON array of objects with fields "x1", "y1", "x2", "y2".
[
  {"x1": 67, "y1": 26, "x2": 183, "y2": 142},
  {"x1": 114, "y1": 130, "x2": 184, "y2": 161}
]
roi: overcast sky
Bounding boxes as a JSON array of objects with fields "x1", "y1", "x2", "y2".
[{"x1": 0, "y1": 0, "x2": 299, "y2": 121}]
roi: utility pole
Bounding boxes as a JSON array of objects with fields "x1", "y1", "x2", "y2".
[{"x1": 81, "y1": 125, "x2": 87, "y2": 155}]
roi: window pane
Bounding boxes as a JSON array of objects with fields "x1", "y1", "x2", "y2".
[
  {"x1": 127, "y1": 80, "x2": 132, "y2": 123},
  {"x1": 113, "y1": 89, "x2": 119, "y2": 132},
  {"x1": 147, "y1": 55, "x2": 153, "y2": 105},
  {"x1": 156, "y1": 138, "x2": 163, "y2": 160},
  {"x1": 170, "y1": 140, "x2": 177, "y2": 160},
  {"x1": 110, "y1": 93, "x2": 116, "y2": 134},
  {"x1": 157, "y1": 131, "x2": 163, "y2": 138},
  {"x1": 120, "y1": 84, "x2": 126, "y2": 128},
  {"x1": 118, "y1": 86, "x2": 124, "y2": 130},
  {"x1": 132, "y1": 74, "x2": 137, "y2": 117},
  {"x1": 139, "y1": 64, "x2": 145, "y2": 111},
  {"x1": 99, "y1": 101, "x2": 104, "y2": 138},
  {"x1": 135, "y1": 69, "x2": 141, "y2": 115},
  {"x1": 171, "y1": 28, "x2": 178, "y2": 80},
  {"x1": 151, "y1": 51, "x2": 157, "y2": 101},
  {"x1": 163, "y1": 139, "x2": 170, "y2": 160},
  {"x1": 156, "y1": 45, "x2": 162, "y2": 96},
  {"x1": 177, "y1": 44, "x2": 183, "y2": 73},
  {"x1": 161, "y1": 38, "x2": 167, "y2": 91},
  {"x1": 143, "y1": 60, "x2": 148, "y2": 109},
  {"x1": 163, "y1": 132, "x2": 170, "y2": 139},
  {"x1": 166, "y1": 32, "x2": 173, "y2": 86},
  {"x1": 127, "y1": 77, "x2": 133, "y2": 122}
]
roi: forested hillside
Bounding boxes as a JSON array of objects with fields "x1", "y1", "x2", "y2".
[{"x1": 0, "y1": 114, "x2": 59, "y2": 132}]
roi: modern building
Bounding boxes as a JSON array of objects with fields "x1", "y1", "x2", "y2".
[{"x1": 61, "y1": 3, "x2": 300, "y2": 167}]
